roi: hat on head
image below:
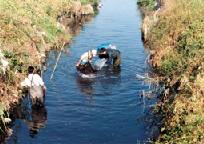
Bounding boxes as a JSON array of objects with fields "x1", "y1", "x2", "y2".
[{"x1": 97, "y1": 43, "x2": 111, "y2": 51}]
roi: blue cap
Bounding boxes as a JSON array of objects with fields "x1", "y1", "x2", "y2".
[{"x1": 97, "y1": 43, "x2": 111, "y2": 51}]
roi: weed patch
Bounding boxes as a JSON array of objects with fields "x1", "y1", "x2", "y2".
[{"x1": 140, "y1": 0, "x2": 204, "y2": 143}]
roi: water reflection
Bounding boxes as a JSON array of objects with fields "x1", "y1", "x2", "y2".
[
  {"x1": 10, "y1": 97, "x2": 47, "y2": 140},
  {"x1": 59, "y1": 15, "x2": 94, "y2": 35},
  {"x1": 27, "y1": 105, "x2": 47, "y2": 138},
  {"x1": 76, "y1": 77, "x2": 94, "y2": 96},
  {"x1": 76, "y1": 67, "x2": 121, "y2": 97}
]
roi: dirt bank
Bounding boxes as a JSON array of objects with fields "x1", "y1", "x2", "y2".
[
  {"x1": 139, "y1": 0, "x2": 204, "y2": 143},
  {"x1": 0, "y1": 0, "x2": 98, "y2": 139}
]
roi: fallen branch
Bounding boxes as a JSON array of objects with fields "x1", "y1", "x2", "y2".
[{"x1": 50, "y1": 42, "x2": 65, "y2": 80}]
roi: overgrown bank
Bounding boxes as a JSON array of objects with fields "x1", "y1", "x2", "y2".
[
  {"x1": 0, "y1": 0, "x2": 98, "y2": 139},
  {"x1": 139, "y1": 0, "x2": 204, "y2": 143}
]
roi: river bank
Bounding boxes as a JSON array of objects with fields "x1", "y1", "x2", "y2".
[
  {"x1": 0, "y1": 0, "x2": 98, "y2": 140},
  {"x1": 139, "y1": 0, "x2": 204, "y2": 143}
]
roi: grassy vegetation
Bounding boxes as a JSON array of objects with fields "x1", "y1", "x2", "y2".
[
  {"x1": 0, "y1": 0, "x2": 72, "y2": 79},
  {"x1": 81, "y1": 0, "x2": 98, "y2": 6},
  {"x1": 137, "y1": 0, "x2": 156, "y2": 10},
  {"x1": 0, "y1": 0, "x2": 98, "y2": 72},
  {"x1": 141, "y1": 0, "x2": 204, "y2": 143},
  {"x1": 0, "y1": 0, "x2": 98, "y2": 85},
  {"x1": 148, "y1": 0, "x2": 204, "y2": 77}
]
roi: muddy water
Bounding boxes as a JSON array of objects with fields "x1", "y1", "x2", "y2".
[{"x1": 7, "y1": 0, "x2": 158, "y2": 143}]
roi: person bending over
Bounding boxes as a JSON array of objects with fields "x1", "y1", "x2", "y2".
[
  {"x1": 76, "y1": 50, "x2": 97, "y2": 74},
  {"x1": 98, "y1": 48, "x2": 121, "y2": 68}
]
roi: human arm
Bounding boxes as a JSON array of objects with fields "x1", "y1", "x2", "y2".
[
  {"x1": 76, "y1": 59, "x2": 81, "y2": 66},
  {"x1": 20, "y1": 77, "x2": 31, "y2": 87}
]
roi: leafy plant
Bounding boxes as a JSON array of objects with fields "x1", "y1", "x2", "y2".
[
  {"x1": 137, "y1": 0, "x2": 156, "y2": 9},
  {"x1": 3, "y1": 50, "x2": 22, "y2": 72}
]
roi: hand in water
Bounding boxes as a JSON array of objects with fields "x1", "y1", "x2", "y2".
[{"x1": 76, "y1": 60, "x2": 81, "y2": 66}]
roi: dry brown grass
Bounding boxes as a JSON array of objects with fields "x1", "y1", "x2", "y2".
[{"x1": 141, "y1": 0, "x2": 204, "y2": 143}]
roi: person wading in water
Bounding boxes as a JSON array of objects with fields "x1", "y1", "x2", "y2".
[
  {"x1": 21, "y1": 66, "x2": 46, "y2": 107},
  {"x1": 97, "y1": 48, "x2": 121, "y2": 68},
  {"x1": 76, "y1": 49, "x2": 98, "y2": 74}
]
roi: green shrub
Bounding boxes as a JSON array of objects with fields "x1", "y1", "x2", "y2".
[
  {"x1": 137, "y1": 0, "x2": 156, "y2": 9},
  {"x1": 3, "y1": 50, "x2": 23, "y2": 72},
  {"x1": 160, "y1": 56, "x2": 179, "y2": 76},
  {"x1": 177, "y1": 20, "x2": 204, "y2": 58},
  {"x1": 37, "y1": 17, "x2": 63, "y2": 42},
  {"x1": 80, "y1": 0, "x2": 98, "y2": 5}
]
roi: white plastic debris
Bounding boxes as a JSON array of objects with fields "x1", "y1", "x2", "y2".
[{"x1": 0, "y1": 49, "x2": 9, "y2": 74}]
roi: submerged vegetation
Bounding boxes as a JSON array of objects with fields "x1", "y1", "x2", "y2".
[
  {"x1": 140, "y1": 0, "x2": 204, "y2": 143},
  {"x1": 0, "y1": 0, "x2": 98, "y2": 139}
]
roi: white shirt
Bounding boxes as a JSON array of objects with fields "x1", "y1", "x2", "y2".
[
  {"x1": 80, "y1": 51, "x2": 90, "y2": 63},
  {"x1": 80, "y1": 50, "x2": 97, "y2": 63},
  {"x1": 21, "y1": 74, "x2": 44, "y2": 87}
]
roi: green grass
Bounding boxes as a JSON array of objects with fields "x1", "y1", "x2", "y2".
[
  {"x1": 137, "y1": 0, "x2": 156, "y2": 10},
  {"x1": 160, "y1": 56, "x2": 179, "y2": 76},
  {"x1": 81, "y1": 0, "x2": 98, "y2": 5},
  {"x1": 147, "y1": 0, "x2": 204, "y2": 77}
]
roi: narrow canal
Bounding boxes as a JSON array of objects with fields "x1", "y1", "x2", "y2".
[{"x1": 7, "y1": 0, "x2": 158, "y2": 143}]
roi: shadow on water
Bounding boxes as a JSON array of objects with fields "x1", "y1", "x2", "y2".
[{"x1": 60, "y1": 14, "x2": 95, "y2": 36}]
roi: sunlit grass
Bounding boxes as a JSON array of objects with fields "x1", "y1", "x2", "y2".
[
  {"x1": 142, "y1": 0, "x2": 204, "y2": 143},
  {"x1": 148, "y1": 0, "x2": 204, "y2": 77}
]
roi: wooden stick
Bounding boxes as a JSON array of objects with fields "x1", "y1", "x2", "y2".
[{"x1": 50, "y1": 42, "x2": 65, "y2": 80}]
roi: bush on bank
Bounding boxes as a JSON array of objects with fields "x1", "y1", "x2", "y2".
[
  {"x1": 137, "y1": 0, "x2": 156, "y2": 10},
  {"x1": 148, "y1": 0, "x2": 204, "y2": 77},
  {"x1": 141, "y1": 0, "x2": 204, "y2": 143}
]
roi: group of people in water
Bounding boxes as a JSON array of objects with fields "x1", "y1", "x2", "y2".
[
  {"x1": 76, "y1": 43, "x2": 121, "y2": 74},
  {"x1": 21, "y1": 43, "x2": 120, "y2": 107},
  {"x1": 21, "y1": 43, "x2": 121, "y2": 104},
  {"x1": 19, "y1": 43, "x2": 121, "y2": 138},
  {"x1": 19, "y1": 43, "x2": 120, "y2": 136}
]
